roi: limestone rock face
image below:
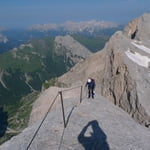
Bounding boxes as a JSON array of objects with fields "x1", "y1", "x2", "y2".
[
  {"x1": 29, "y1": 86, "x2": 82, "y2": 126},
  {"x1": 124, "y1": 13, "x2": 150, "y2": 46},
  {"x1": 1, "y1": 94, "x2": 150, "y2": 150},
  {"x1": 101, "y1": 31, "x2": 150, "y2": 126},
  {"x1": 57, "y1": 50, "x2": 107, "y2": 89},
  {"x1": 99, "y1": 13, "x2": 150, "y2": 126},
  {"x1": 54, "y1": 35, "x2": 92, "y2": 66},
  {"x1": 57, "y1": 14, "x2": 150, "y2": 127}
]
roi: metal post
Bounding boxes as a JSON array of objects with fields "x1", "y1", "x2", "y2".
[
  {"x1": 80, "y1": 86, "x2": 83, "y2": 103},
  {"x1": 59, "y1": 91, "x2": 66, "y2": 128}
]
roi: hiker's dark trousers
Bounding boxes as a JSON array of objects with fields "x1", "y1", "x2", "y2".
[{"x1": 88, "y1": 88, "x2": 94, "y2": 98}]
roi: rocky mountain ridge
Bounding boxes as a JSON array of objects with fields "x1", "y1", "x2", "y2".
[
  {"x1": 0, "y1": 35, "x2": 91, "y2": 104},
  {"x1": 0, "y1": 35, "x2": 91, "y2": 144},
  {"x1": 54, "y1": 35, "x2": 91, "y2": 66},
  {"x1": 0, "y1": 22, "x2": 120, "y2": 54},
  {"x1": 56, "y1": 13, "x2": 150, "y2": 126},
  {"x1": 0, "y1": 87, "x2": 150, "y2": 150}
]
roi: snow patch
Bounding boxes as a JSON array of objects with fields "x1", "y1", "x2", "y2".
[
  {"x1": 0, "y1": 71, "x2": 9, "y2": 89},
  {"x1": 125, "y1": 50, "x2": 150, "y2": 68},
  {"x1": 19, "y1": 43, "x2": 33, "y2": 49},
  {"x1": 132, "y1": 41, "x2": 150, "y2": 54},
  {"x1": 24, "y1": 73, "x2": 35, "y2": 92}
]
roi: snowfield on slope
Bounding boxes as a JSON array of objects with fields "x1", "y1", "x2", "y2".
[
  {"x1": 125, "y1": 49, "x2": 150, "y2": 68},
  {"x1": 132, "y1": 41, "x2": 150, "y2": 54}
]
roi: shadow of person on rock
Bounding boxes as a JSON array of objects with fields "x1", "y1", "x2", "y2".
[
  {"x1": 78, "y1": 120, "x2": 109, "y2": 150},
  {"x1": 0, "y1": 106, "x2": 8, "y2": 137}
]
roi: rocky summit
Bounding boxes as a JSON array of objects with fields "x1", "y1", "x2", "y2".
[
  {"x1": 54, "y1": 35, "x2": 92, "y2": 66},
  {"x1": 0, "y1": 87, "x2": 150, "y2": 150},
  {"x1": 0, "y1": 13, "x2": 150, "y2": 150}
]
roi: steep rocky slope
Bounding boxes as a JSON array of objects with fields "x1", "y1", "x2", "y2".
[
  {"x1": 0, "y1": 35, "x2": 91, "y2": 144},
  {"x1": 54, "y1": 35, "x2": 91, "y2": 69},
  {"x1": 0, "y1": 35, "x2": 91, "y2": 105},
  {"x1": 56, "y1": 13, "x2": 150, "y2": 127},
  {"x1": 0, "y1": 88, "x2": 150, "y2": 150}
]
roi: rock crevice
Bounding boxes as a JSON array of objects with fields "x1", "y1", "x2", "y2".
[{"x1": 101, "y1": 48, "x2": 150, "y2": 126}]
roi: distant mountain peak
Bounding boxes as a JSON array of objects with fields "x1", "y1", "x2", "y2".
[
  {"x1": 54, "y1": 35, "x2": 92, "y2": 59},
  {"x1": 124, "y1": 13, "x2": 150, "y2": 44},
  {"x1": 0, "y1": 34, "x2": 8, "y2": 43}
]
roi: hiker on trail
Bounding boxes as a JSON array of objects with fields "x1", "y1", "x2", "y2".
[{"x1": 85, "y1": 78, "x2": 95, "y2": 99}]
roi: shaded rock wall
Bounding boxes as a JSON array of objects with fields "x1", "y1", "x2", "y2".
[{"x1": 101, "y1": 47, "x2": 150, "y2": 126}]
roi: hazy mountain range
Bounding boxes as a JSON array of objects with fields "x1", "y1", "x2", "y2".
[
  {"x1": 0, "y1": 20, "x2": 122, "y2": 54},
  {"x1": 28, "y1": 20, "x2": 119, "y2": 33}
]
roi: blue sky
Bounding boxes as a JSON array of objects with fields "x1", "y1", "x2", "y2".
[{"x1": 0, "y1": 0, "x2": 150, "y2": 28}]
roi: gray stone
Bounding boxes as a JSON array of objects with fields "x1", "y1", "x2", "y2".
[
  {"x1": 54, "y1": 35, "x2": 92, "y2": 67},
  {"x1": 1, "y1": 95, "x2": 150, "y2": 150}
]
